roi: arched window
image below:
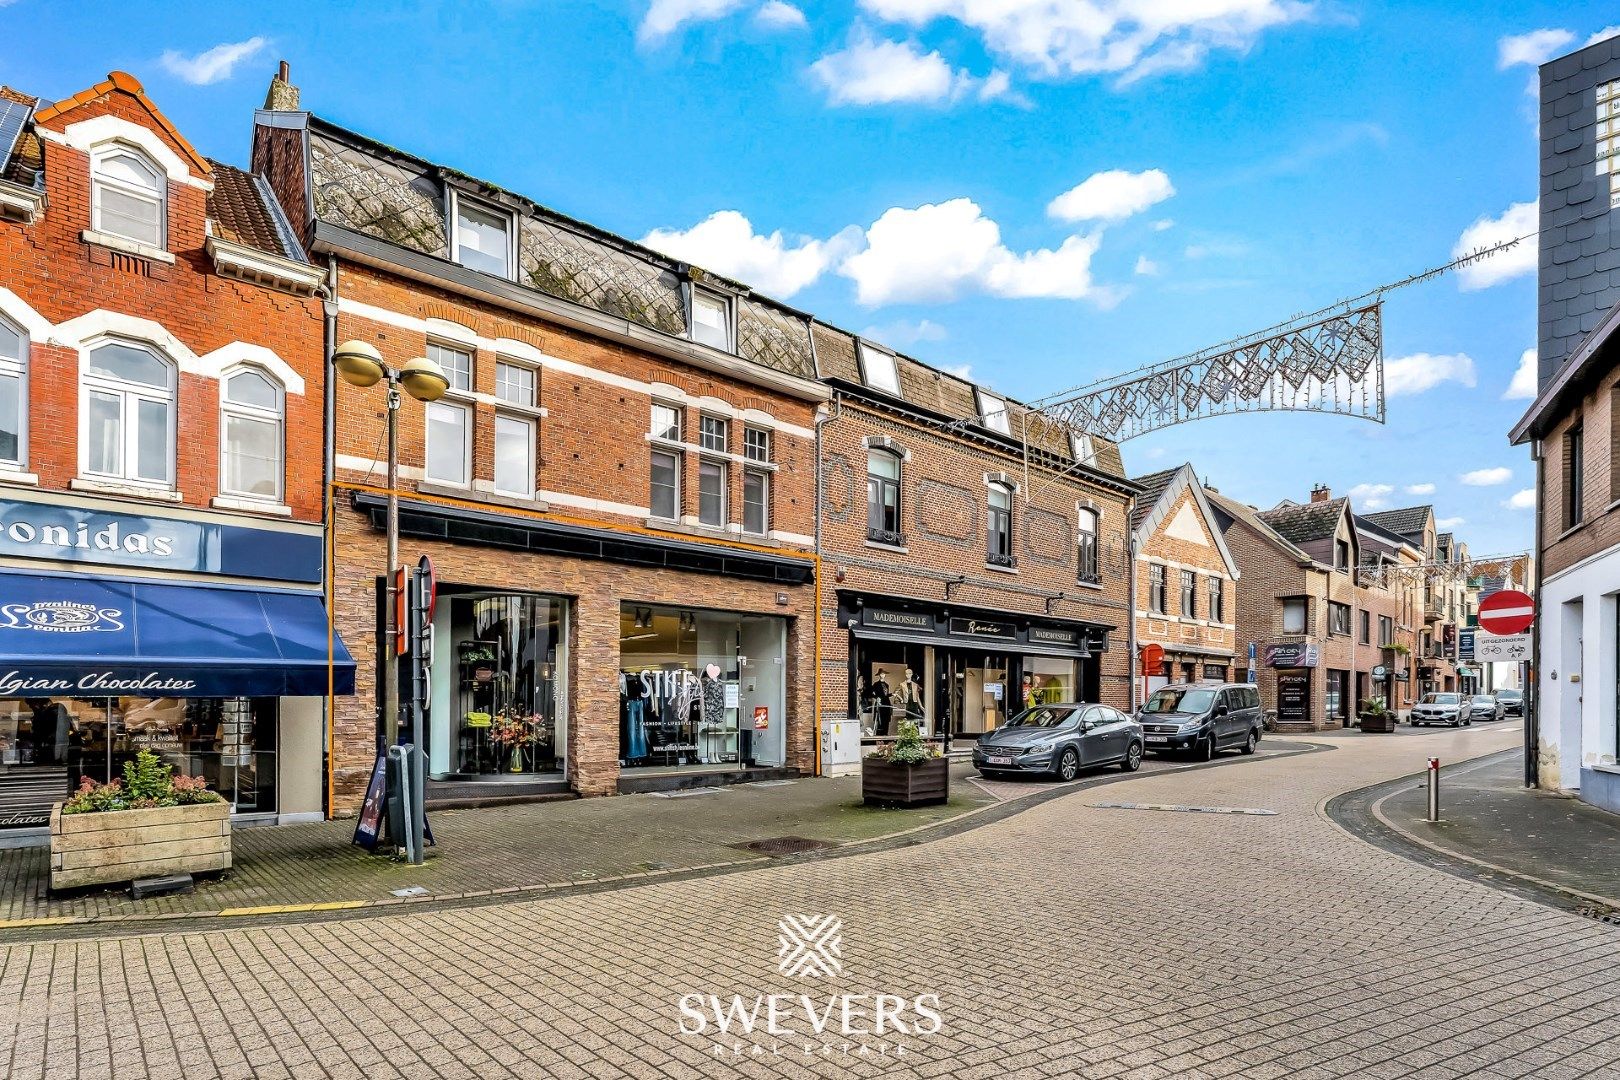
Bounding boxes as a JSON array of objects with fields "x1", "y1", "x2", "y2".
[
  {"x1": 83, "y1": 340, "x2": 175, "y2": 487},
  {"x1": 220, "y1": 367, "x2": 285, "y2": 501},
  {"x1": 987, "y1": 482, "x2": 1015, "y2": 567},
  {"x1": 91, "y1": 145, "x2": 165, "y2": 248},
  {"x1": 866, "y1": 448, "x2": 903, "y2": 546},
  {"x1": 0, "y1": 317, "x2": 24, "y2": 468},
  {"x1": 1076, "y1": 507, "x2": 1099, "y2": 583}
]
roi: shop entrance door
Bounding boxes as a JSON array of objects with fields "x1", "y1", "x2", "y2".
[
  {"x1": 738, "y1": 617, "x2": 786, "y2": 767},
  {"x1": 947, "y1": 652, "x2": 1010, "y2": 740}
]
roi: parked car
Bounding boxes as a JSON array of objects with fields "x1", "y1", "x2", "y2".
[
  {"x1": 1410, "y1": 692, "x2": 1469, "y2": 727},
  {"x1": 1466, "y1": 694, "x2": 1503, "y2": 722},
  {"x1": 1137, "y1": 682, "x2": 1264, "y2": 760},
  {"x1": 1497, "y1": 689, "x2": 1524, "y2": 718},
  {"x1": 974, "y1": 703, "x2": 1143, "y2": 780}
]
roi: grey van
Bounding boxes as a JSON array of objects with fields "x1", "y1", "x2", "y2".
[{"x1": 1138, "y1": 682, "x2": 1264, "y2": 760}]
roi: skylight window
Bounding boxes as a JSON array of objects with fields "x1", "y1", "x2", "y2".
[
  {"x1": 857, "y1": 343, "x2": 901, "y2": 397},
  {"x1": 977, "y1": 389, "x2": 1010, "y2": 435}
]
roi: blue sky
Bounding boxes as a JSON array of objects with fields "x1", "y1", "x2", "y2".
[{"x1": 5, "y1": 0, "x2": 1614, "y2": 558}]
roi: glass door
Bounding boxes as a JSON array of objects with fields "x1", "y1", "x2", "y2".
[{"x1": 949, "y1": 652, "x2": 1011, "y2": 738}]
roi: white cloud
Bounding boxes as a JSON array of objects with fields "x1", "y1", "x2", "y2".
[
  {"x1": 1453, "y1": 202, "x2": 1537, "y2": 290},
  {"x1": 1504, "y1": 347, "x2": 1538, "y2": 400},
  {"x1": 1460, "y1": 467, "x2": 1512, "y2": 487},
  {"x1": 858, "y1": 0, "x2": 1314, "y2": 86},
  {"x1": 1505, "y1": 488, "x2": 1536, "y2": 510},
  {"x1": 1436, "y1": 516, "x2": 1466, "y2": 529},
  {"x1": 1134, "y1": 255, "x2": 1160, "y2": 276},
  {"x1": 159, "y1": 37, "x2": 268, "y2": 85},
  {"x1": 1405, "y1": 483, "x2": 1435, "y2": 495},
  {"x1": 942, "y1": 362, "x2": 974, "y2": 379},
  {"x1": 840, "y1": 197, "x2": 1111, "y2": 305},
  {"x1": 754, "y1": 1, "x2": 807, "y2": 31},
  {"x1": 860, "y1": 318, "x2": 948, "y2": 347},
  {"x1": 1048, "y1": 169, "x2": 1175, "y2": 223},
  {"x1": 810, "y1": 31, "x2": 1011, "y2": 106},
  {"x1": 639, "y1": 0, "x2": 748, "y2": 42},
  {"x1": 1497, "y1": 28, "x2": 1575, "y2": 69},
  {"x1": 1383, "y1": 353, "x2": 1477, "y2": 397},
  {"x1": 1588, "y1": 26, "x2": 1620, "y2": 47},
  {"x1": 641, "y1": 210, "x2": 859, "y2": 297},
  {"x1": 1151, "y1": 218, "x2": 1174, "y2": 231},
  {"x1": 1348, "y1": 482, "x2": 1394, "y2": 510}
]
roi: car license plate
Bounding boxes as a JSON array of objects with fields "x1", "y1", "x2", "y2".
[
  {"x1": 1146, "y1": 736, "x2": 1168, "y2": 744},
  {"x1": 986, "y1": 755, "x2": 1014, "y2": 766}
]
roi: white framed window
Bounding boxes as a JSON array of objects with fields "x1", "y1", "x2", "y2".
[
  {"x1": 650, "y1": 448, "x2": 681, "y2": 520},
  {"x1": 452, "y1": 195, "x2": 513, "y2": 279},
  {"x1": 698, "y1": 459, "x2": 727, "y2": 527},
  {"x1": 691, "y1": 289, "x2": 732, "y2": 351},
  {"x1": 219, "y1": 367, "x2": 284, "y2": 501},
  {"x1": 743, "y1": 469, "x2": 768, "y2": 535},
  {"x1": 493, "y1": 414, "x2": 536, "y2": 497},
  {"x1": 651, "y1": 402, "x2": 683, "y2": 442},
  {"x1": 1282, "y1": 598, "x2": 1308, "y2": 635},
  {"x1": 0, "y1": 318, "x2": 25, "y2": 468},
  {"x1": 857, "y1": 343, "x2": 901, "y2": 397},
  {"x1": 1070, "y1": 432, "x2": 1095, "y2": 466},
  {"x1": 91, "y1": 145, "x2": 165, "y2": 249},
  {"x1": 423, "y1": 400, "x2": 471, "y2": 486},
  {"x1": 699, "y1": 415, "x2": 728, "y2": 453},
  {"x1": 743, "y1": 426, "x2": 770, "y2": 463},
  {"x1": 82, "y1": 339, "x2": 175, "y2": 487},
  {"x1": 977, "y1": 389, "x2": 1010, "y2": 435},
  {"x1": 494, "y1": 360, "x2": 535, "y2": 406},
  {"x1": 428, "y1": 342, "x2": 473, "y2": 392},
  {"x1": 1598, "y1": 79, "x2": 1620, "y2": 207},
  {"x1": 1076, "y1": 506, "x2": 1098, "y2": 583},
  {"x1": 987, "y1": 482, "x2": 1014, "y2": 566}
]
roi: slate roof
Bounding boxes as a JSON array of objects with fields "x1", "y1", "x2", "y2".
[
  {"x1": 1257, "y1": 497, "x2": 1347, "y2": 546},
  {"x1": 1204, "y1": 489, "x2": 1313, "y2": 563},
  {"x1": 1355, "y1": 514, "x2": 1417, "y2": 552},
  {"x1": 206, "y1": 160, "x2": 307, "y2": 261},
  {"x1": 1363, "y1": 505, "x2": 1431, "y2": 540},
  {"x1": 1128, "y1": 468, "x2": 1177, "y2": 529}
]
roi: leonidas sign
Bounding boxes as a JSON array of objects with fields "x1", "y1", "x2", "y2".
[{"x1": 0, "y1": 496, "x2": 320, "y2": 583}]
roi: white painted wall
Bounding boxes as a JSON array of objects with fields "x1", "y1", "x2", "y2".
[{"x1": 1537, "y1": 549, "x2": 1620, "y2": 791}]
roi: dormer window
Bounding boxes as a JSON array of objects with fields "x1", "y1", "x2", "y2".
[
  {"x1": 452, "y1": 195, "x2": 512, "y2": 278},
  {"x1": 977, "y1": 389, "x2": 1010, "y2": 435},
  {"x1": 690, "y1": 289, "x2": 732, "y2": 351},
  {"x1": 1070, "y1": 431, "x2": 1095, "y2": 466},
  {"x1": 857, "y1": 343, "x2": 901, "y2": 397},
  {"x1": 92, "y1": 146, "x2": 165, "y2": 249}
]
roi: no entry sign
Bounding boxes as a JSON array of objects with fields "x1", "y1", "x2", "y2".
[{"x1": 1479, "y1": 590, "x2": 1535, "y2": 636}]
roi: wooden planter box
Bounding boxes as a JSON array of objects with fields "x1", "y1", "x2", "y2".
[
  {"x1": 1359, "y1": 712, "x2": 1397, "y2": 733},
  {"x1": 49, "y1": 800, "x2": 231, "y2": 891},
  {"x1": 862, "y1": 757, "x2": 950, "y2": 807}
]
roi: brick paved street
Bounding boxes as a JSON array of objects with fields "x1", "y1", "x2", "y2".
[{"x1": 7, "y1": 722, "x2": 1610, "y2": 1080}]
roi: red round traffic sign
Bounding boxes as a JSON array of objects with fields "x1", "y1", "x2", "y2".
[{"x1": 1478, "y1": 589, "x2": 1535, "y2": 636}]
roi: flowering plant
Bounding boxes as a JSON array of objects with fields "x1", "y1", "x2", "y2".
[
  {"x1": 866, "y1": 720, "x2": 943, "y2": 765},
  {"x1": 61, "y1": 750, "x2": 222, "y2": 814},
  {"x1": 488, "y1": 711, "x2": 544, "y2": 748}
]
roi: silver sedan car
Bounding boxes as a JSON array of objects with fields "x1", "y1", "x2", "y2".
[{"x1": 973, "y1": 703, "x2": 1144, "y2": 780}]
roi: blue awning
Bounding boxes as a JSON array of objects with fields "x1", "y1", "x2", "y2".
[{"x1": 0, "y1": 570, "x2": 355, "y2": 698}]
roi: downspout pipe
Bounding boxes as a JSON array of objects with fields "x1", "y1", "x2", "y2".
[
  {"x1": 322, "y1": 255, "x2": 338, "y2": 820},
  {"x1": 1126, "y1": 498, "x2": 1138, "y2": 712},
  {"x1": 1528, "y1": 438, "x2": 1543, "y2": 789}
]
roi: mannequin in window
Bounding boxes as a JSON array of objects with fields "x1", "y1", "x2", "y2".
[
  {"x1": 869, "y1": 668, "x2": 894, "y2": 737},
  {"x1": 620, "y1": 671, "x2": 651, "y2": 760},
  {"x1": 856, "y1": 675, "x2": 872, "y2": 733},
  {"x1": 895, "y1": 669, "x2": 923, "y2": 734}
]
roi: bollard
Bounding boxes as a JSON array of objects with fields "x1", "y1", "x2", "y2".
[{"x1": 1427, "y1": 757, "x2": 1440, "y2": 822}]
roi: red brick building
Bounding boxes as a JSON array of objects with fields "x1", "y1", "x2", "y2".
[
  {"x1": 0, "y1": 73, "x2": 342, "y2": 834},
  {"x1": 811, "y1": 325, "x2": 1136, "y2": 762},
  {"x1": 251, "y1": 68, "x2": 825, "y2": 811},
  {"x1": 1130, "y1": 464, "x2": 1240, "y2": 701}
]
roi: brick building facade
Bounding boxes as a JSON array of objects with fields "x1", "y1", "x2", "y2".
[
  {"x1": 1130, "y1": 464, "x2": 1240, "y2": 701},
  {"x1": 0, "y1": 73, "x2": 341, "y2": 833},
  {"x1": 252, "y1": 69, "x2": 826, "y2": 812},
  {"x1": 811, "y1": 324, "x2": 1136, "y2": 759}
]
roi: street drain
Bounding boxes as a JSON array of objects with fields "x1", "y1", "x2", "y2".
[
  {"x1": 1092, "y1": 802, "x2": 1278, "y2": 817},
  {"x1": 735, "y1": 836, "x2": 835, "y2": 856},
  {"x1": 1576, "y1": 905, "x2": 1620, "y2": 926}
]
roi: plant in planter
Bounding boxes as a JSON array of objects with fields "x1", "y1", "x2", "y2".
[
  {"x1": 488, "y1": 711, "x2": 542, "y2": 772},
  {"x1": 51, "y1": 750, "x2": 229, "y2": 891},
  {"x1": 862, "y1": 721, "x2": 949, "y2": 808},
  {"x1": 1358, "y1": 695, "x2": 1396, "y2": 733},
  {"x1": 460, "y1": 643, "x2": 499, "y2": 682}
]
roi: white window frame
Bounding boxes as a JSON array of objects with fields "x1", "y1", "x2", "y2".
[
  {"x1": 857, "y1": 342, "x2": 902, "y2": 397},
  {"x1": 423, "y1": 399, "x2": 472, "y2": 487},
  {"x1": 1070, "y1": 432, "x2": 1095, "y2": 466},
  {"x1": 428, "y1": 341, "x2": 474, "y2": 393},
  {"x1": 743, "y1": 426, "x2": 770, "y2": 463},
  {"x1": 1282, "y1": 598, "x2": 1308, "y2": 635},
  {"x1": 1598, "y1": 79, "x2": 1620, "y2": 207},
  {"x1": 448, "y1": 190, "x2": 516, "y2": 281},
  {"x1": 977, "y1": 389, "x2": 1011, "y2": 435},
  {"x1": 493, "y1": 412, "x2": 537, "y2": 498},
  {"x1": 690, "y1": 288, "x2": 734, "y2": 352},
  {"x1": 743, "y1": 468, "x2": 769, "y2": 536},
  {"x1": 1076, "y1": 506, "x2": 1099, "y2": 583},
  {"x1": 494, "y1": 359, "x2": 536, "y2": 407},
  {"x1": 698, "y1": 458, "x2": 728, "y2": 528},
  {"x1": 79, "y1": 337, "x2": 176, "y2": 490},
  {"x1": 0, "y1": 316, "x2": 26, "y2": 469},
  {"x1": 650, "y1": 446, "x2": 682, "y2": 521},
  {"x1": 698, "y1": 414, "x2": 729, "y2": 454},
  {"x1": 90, "y1": 143, "x2": 166, "y2": 250},
  {"x1": 218, "y1": 365, "x2": 285, "y2": 503}
]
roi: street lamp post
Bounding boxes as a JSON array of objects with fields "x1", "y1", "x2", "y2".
[{"x1": 332, "y1": 341, "x2": 449, "y2": 750}]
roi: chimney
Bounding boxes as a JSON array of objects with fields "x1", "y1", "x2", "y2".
[
  {"x1": 1310, "y1": 484, "x2": 1331, "y2": 503},
  {"x1": 264, "y1": 60, "x2": 300, "y2": 111}
]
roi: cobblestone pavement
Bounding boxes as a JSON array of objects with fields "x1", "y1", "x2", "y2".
[{"x1": 9, "y1": 723, "x2": 1614, "y2": 1080}]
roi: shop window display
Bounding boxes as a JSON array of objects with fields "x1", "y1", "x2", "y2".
[
  {"x1": 854, "y1": 641, "x2": 927, "y2": 738},
  {"x1": 1019, "y1": 657, "x2": 1078, "y2": 711},
  {"x1": 448, "y1": 593, "x2": 565, "y2": 775}
]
